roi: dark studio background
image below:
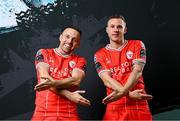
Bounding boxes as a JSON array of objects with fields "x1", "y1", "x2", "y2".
[{"x1": 0, "y1": 0, "x2": 180, "y2": 120}]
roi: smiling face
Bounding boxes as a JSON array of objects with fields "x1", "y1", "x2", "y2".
[
  {"x1": 106, "y1": 18, "x2": 127, "y2": 45},
  {"x1": 59, "y1": 28, "x2": 81, "y2": 55}
]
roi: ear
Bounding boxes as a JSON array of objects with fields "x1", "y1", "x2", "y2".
[
  {"x1": 59, "y1": 34, "x2": 62, "y2": 42},
  {"x1": 124, "y1": 27, "x2": 127, "y2": 34},
  {"x1": 76, "y1": 39, "x2": 80, "y2": 48},
  {"x1": 106, "y1": 27, "x2": 108, "y2": 34}
]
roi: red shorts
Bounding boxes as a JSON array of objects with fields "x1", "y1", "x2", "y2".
[
  {"x1": 31, "y1": 115, "x2": 79, "y2": 121},
  {"x1": 31, "y1": 107, "x2": 80, "y2": 121},
  {"x1": 103, "y1": 105, "x2": 152, "y2": 121}
]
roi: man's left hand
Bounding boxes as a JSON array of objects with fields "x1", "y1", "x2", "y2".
[{"x1": 34, "y1": 76, "x2": 55, "y2": 91}]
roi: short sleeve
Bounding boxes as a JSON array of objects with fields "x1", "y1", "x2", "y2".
[
  {"x1": 73, "y1": 57, "x2": 86, "y2": 74},
  {"x1": 132, "y1": 41, "x2": 146, "y2": 65},
  {"x1": 94, "y1": 51, "x2": 111, "y2": 75},
  {"x1": 35, "y1": 49, "x2": 49, "y2": 68}
]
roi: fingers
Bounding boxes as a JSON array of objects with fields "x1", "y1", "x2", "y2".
[
  {"x1": 40, "y1": 76, "x2": 53, "y2": 81},
  {"x1": 71, "y1": 90, "x2": 90, "y2": 106},
  {"x1": 140, "y1": 94, "x2": 153, "y2": 100},
  {"x1": 78, "y1": 97, "x2": 91, "y2": 106},
  {"x1": 102, "y1": 91, "x2": 116, "y2": 104},
  {"x1": 133, "y1": 89, "x2": 145, "y2": 93},
  {"x1": 34, "y1": 85, "x2": 50, "y2": 91},
  {"x1": 34, "y1": 79, "x2": 50, "y2": 91},
  {"x1": 40, "y1": 77, "x2": 49, "y2": 80},
  {"x1": 135, "y1": 89, "x2": 153, "y2": 100},
  {"x1": 75, "y1": 90, "x2": 86, "y2": 94},
  {"x1": 103, "y1": 97, "x2": 114, "y2": 104},
  {"x1": 102, "y1": 95, "x2": 112, "y2": 104}
]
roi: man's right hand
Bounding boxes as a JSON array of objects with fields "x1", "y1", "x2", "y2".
[
  {"x1": 102, "y1": 90, "x2": 126, "y2": 104},
  {"x1": 68, "y1": 90, "x2": 91, "y2": 106},
  {"x1": 102, "y1": 89, "x2": 153, "y2": 104}
]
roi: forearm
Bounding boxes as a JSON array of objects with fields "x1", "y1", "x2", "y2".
[
  {"x1": 100, "y1": 72, "x2": 124, "y2": 92},
  {"x1": 53, "y1": 69, "x2": 84, "y2": 89},
  {"x1": 50, "y1": 88, "x2": 91, "y2": 106},
  {"x1": 54, "y1": 77, "x2": 81, "y2": 89},
  {"x1": 123, "y1": 68, "x2": 142, "y2": 93},
  {"x1": 50, "y1": 87, "x2": 71, "y2": 99},
  {"x1": 106, "y1": 78, "x2": 123, "y2": 91}
]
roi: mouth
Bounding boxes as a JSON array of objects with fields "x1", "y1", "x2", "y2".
[
  {"x1": 64, "y1": 43, "x2": 72, "y2": 50},
  {"x1": 112, "y1": 34, "x2": 119, "y2": 36},
  {"x1": 112, "y1": 34, "x2": 119, "y2": 37}
]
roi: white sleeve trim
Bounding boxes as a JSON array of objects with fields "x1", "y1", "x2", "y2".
[
  {"x1": 98, "y1": 69, "x2": 111, "y2": 77},
  {"x1": 36, "y1": 62, "x2": 50, "y2": 69},
  {"x1": 132, "y1": 59, "x2": 146, "y2": 65}
]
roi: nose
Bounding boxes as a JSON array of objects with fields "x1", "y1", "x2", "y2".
[
  {"x1": 114, "y1": 28, "x2": 119, "y2": 32},
  {"x1": 67, "y1": 38, "x2": 73, "y2": 43}
]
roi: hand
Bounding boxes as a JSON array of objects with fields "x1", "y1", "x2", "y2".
[
  {"x1": 68, "y1": 90, "x2": 91, "y2": 106},
  {"x1": 102, "y1": 90, "x2": 125, "y2": 104},
  {"x1": 34, "y1": 76, "x2": 55, "y2": 91},
  {"x1": 128, "y1": 89, "x2": 153, "y2": 100}
]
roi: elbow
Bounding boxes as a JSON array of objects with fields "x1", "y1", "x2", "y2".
[
  {"x1": 71, "y1": 77, "x2": 81, "y2": 87},
  {"x1": 72, "y1": 82, "x2": 80, "y2": 87}
]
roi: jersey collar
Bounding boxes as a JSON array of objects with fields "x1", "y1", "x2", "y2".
[
  {"x1": 54, "y1": 48, "x2": 73, "y2": 58},
  {"x1": 106, "y1": 40, "x2": 128, "y2": 51}
]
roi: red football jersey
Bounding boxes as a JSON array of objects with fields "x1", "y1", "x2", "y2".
[
  {"x1": 94, "y1": 40, "x2": 149, "y2": 109},
  {"x1": 32, "y1": 48, "x2": 86, "y2": 120}
]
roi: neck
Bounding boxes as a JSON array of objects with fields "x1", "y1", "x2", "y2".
[
  {"x1": 56, "y1": 47, "x2": 71, "y2": 56},
  {"x1": 110, "y1": 38, "x2": 126, "y2": 49}
]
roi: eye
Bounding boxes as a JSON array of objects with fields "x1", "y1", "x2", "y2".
[
  {"x1": 110, "y1": 25, "x2": 114, "y2": 28},
  {"x1": 72, "y1": 38, "x2": 78, "y2": 43},
  {"x1": 117, "y1": 25, "x2": 123, "y2": 29},
  {"x1": 65, "y1": 34, "x2": 70, "y2": 39}
]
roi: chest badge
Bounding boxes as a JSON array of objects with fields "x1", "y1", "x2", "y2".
[
  {"x1": 126, "y1": 51, "x2": 133, "y2": 59},
  {"x1": 69, "y1": 61, "x2": 76, "y2": 68}
]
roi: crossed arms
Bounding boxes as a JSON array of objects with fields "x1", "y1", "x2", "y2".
[
  {"x1": 34, "y1": 62, "x2": 91, "y2": 106},
  {"x1": 99, "y1": 62, "x2": 153, "y2": 104},
  {"x1": 34, "y1": 61, "x2": 152, "y2": 106}
]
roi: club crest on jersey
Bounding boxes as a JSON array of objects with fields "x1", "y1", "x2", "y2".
[
  {"x1": 126, "y1": 51, "x2": 133, "y2": 59},
  {"x1": 69, "y1": 61, "x2": 76, "y2": 68}
]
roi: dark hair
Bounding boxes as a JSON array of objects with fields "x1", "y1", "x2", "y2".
[
  {"x1": 62, "y1": 26, "x2": 82, "y2": 36},
  {"x1": 107, "y1": 14, "x2": 127, "y2": 24}
]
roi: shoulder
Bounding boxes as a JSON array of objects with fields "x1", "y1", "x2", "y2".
[
  {"x1": 128, "y1": 39, "x2": 142, "y2": 44},
  {"x1": 94, "y1": 47, "x2": 106, "y2": 56},
  {"x1": 37, "y1": 48, "x2": 54, "y2": 54},
  {"x1": 73, "y1": 54, "x2": 86, "y2": 63},
  {"x1": 128, "y1": 40, "x2": 145, "y2": 47}
]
